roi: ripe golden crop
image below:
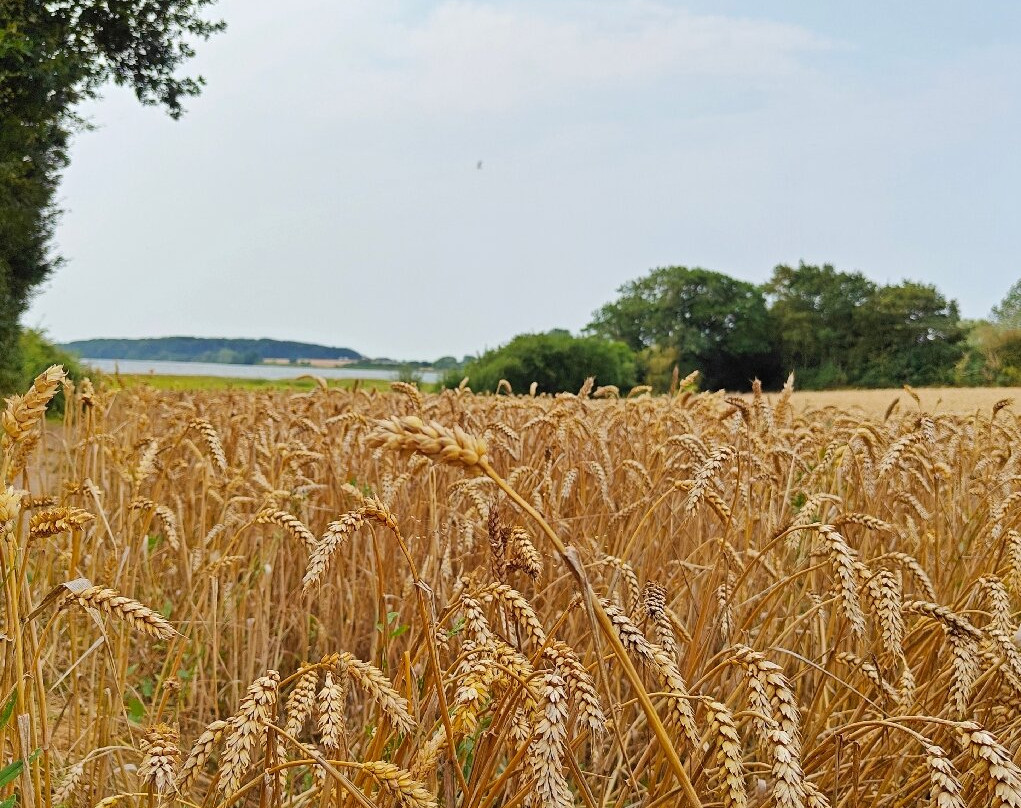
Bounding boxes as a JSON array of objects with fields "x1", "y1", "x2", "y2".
[{"x1": 2, "y1": 368, "x2": 1020, "y2": 808}]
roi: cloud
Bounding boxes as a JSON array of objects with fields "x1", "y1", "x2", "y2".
[{"x1": 298, "y1": 1, "x2": 835, "y2": 116}]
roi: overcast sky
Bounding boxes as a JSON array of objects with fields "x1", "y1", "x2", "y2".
[{"x1": 27, "y1": 1, "x2": 1021, "y2": 360}]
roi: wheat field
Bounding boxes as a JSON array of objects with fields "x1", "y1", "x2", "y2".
[{"x1": 3, "y1": 367, "x2": 1021, "y2": 808}]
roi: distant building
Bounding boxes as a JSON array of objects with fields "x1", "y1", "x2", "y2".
[{"x1": 262, "y1": 357, "x2": 357, "y2": 368}]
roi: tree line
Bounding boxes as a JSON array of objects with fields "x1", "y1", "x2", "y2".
[
  {"x1": 62, "y1": 337, "x2": 362, "y2": 365},
  {"x1": 454, "y1": 264, "x2": 1021, "y2": 393},
  {"x1": 0, "y1": 1, "x2": 222, "y2": 392}
]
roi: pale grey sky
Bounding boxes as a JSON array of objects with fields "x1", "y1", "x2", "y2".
[{"x1": 27, "y1": 1, "x2": 1021, "y2": 359}]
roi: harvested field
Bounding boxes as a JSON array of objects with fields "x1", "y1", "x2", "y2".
[
  {"x1": 781, "y1": 386, "x2": 1021, "y2": 417},
  {"x1": 3, "y1": 368, "x2": 1021, "y2": 808}
]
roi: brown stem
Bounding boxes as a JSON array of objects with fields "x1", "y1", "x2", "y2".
[{"x1": 478, "y1": 457, "x2": 702, "y2": 808}]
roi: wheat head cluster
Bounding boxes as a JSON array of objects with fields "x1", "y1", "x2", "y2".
[{"x1": 3, "y1": 367, "x2": 1021, "y2": 808}]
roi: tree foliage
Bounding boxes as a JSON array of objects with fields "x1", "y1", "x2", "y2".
[
  {"x1": 451, "y1": 330, "x2": 636, "y2": 394},
  {"x1": 587, "y1": 266, "x2": 778, "y2": 390},
  {"x1": 956, "y1": 280, "x2": 1021, "y2": 385},
  {"x1": 763, "y1": 263, "x2": 875, "y2": 386},
  {"x1": 992, "y1": 279, "x2": 1021, "y2": 330},
  {"x1": 849, "y1": 280, "x2": 964, "y2": 386},
  {"x1": 0, "y1": 1, "x2": 223, "y2": 390},
  {"x1": 585, "y1": 262, "x2": 972, "y2": 391},
  {"x1": 765, "y1": 264, "x2": 965, "y2": 388}
]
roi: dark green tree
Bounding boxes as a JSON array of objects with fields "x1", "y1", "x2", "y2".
[
  {"x1": 451, "y1": 330, "x2": 637, "y2": 394},
  {"x1": 766, "y1": 263, "x2": 965, "y2": 387},
  {"x1": 587, "y1": 266, "x2": 778, "y2": 390},
  {"x1": 764, "y1": 263, "x2": 876, "y2": 388},
  {"x1": 850, "y1": 281, "x2": 964, "y2": 386},
  {"x1": 0, "y1": 1, "x2": 223, "y2": 390}
]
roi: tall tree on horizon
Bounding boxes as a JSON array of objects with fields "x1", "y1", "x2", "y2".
[
  {"x1": 0, "y1": 0, "x2": 224, "y2": 390},
  {"x1": 587, "y1": 266, "x2": 779, "y2": 390}
]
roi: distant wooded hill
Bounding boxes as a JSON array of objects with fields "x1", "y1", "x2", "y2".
[{"x1": 61, "y1": 337, "x2": 362, "y2": 365}]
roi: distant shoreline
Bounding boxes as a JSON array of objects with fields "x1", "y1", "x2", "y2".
[{"x1": 82, "y1": 358, "x2": 441, "y2": 383}]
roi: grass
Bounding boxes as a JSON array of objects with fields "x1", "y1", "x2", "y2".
[
  {"x1": 104, "y1": 372, "x2": 404, "y2": 392},
  {"x1": 3, "y1": 368, "x2": 1021, "y2": 808}
]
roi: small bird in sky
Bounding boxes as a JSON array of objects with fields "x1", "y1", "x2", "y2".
[{"x1": 477, "y1": 160, "x2": 483, "y2": 170}]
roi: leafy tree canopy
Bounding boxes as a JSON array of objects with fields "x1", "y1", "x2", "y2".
[
  {"x1": 587, "y1": 266, "x2": 778, "y2": 390},
  {"x1": 763, "y1": 263, "x2": 875, "y2": 378},
  {"x1": 850, "y1": 280, "x2": 965, "y2": 386},
  {"x1": 766, "y1": 263, "x2": 965, "y2": 388},
  {"x1": 450, "y1": 331, "x2": 636, "y2": 395},
  {"x1": 0, "y1": 1, "x2": 223, "y2": 390}
]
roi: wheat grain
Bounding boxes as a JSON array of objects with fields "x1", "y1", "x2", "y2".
[
  {"x1": 188, "y1": 418, "x2": 228, "y2": 474},
  {"x1": 367, "y1": 415, "x2": 487, "y2": 466},
  {"x1": 704, "y1": 698, "x2": 747, "y2": 808},
  {"x1": 817, "y1": 525, "x2": 866, "y2": 636},
  {"x1": 1, "y1": 364, "x2": 65, "y2": 448},
  {"x1": 357, "y1": 760, "x2": 437, "y2": 808},
  {"x1": 52, "y1": 761, "x2": 86, "y2": 807},
  {"x1": 29, "y1": 507, "x2": 95, "y2": 539},
  {"x1": 525, "y1": 671, "x2": 572, "y2": 808},
  {"x1": 137, "y1": 723, "x2": 180, "y2": 794},
  {"x1": 924, "y1": 744, "x2": 966, "y2": 808},
  {"x1": 218, "y1": 671, "x2": 280, "y2": 795},
  {"x1": 338, "y1": 652, "x2": 416, "y2": 736},
  {"x1": 177, "y1": 719, "x2": 228, "y2": 791},
  {"x1": 478, "y1": 583, "x2": 547, "y2": 648},
  {"x1": 317, "y1": 669, "x2": 348, "y2": 752},
  {"x1": 284, "y1": 664, "x2": 321, "y2": 737},
  {"x1": 256, "y1": 508, "x2": 317, "y2": 552},
  {"x1": 957, "y1": 723, "x2": 1021, "y2": 808},
  {"x1": 543, "y1": 640, "x2": 606, "y2": 734},
  {"x1": 863, "y1": 567, "x2": 904, "y2": 658},
  {"x1": 60, "y1": 585, "x2": 176, "y2": 640}
]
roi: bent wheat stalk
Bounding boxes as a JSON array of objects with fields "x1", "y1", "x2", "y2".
[{"x1": 368, "y1": 416, "x2": 701, "y2": 808}]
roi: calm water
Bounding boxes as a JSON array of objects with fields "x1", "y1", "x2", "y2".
[{"x1": 83, "y1": 358, "x2": 440, "y2": 383}]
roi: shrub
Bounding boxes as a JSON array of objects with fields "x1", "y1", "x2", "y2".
[
  {"x1": 18, "y1": 328, "x2": 84, "y2": 413},
  {"x1": 453, "y1": 330, "x2": 636, "y2": 394}
]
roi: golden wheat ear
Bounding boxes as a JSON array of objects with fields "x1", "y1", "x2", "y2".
[
  {"x1": 355, "y1": 761, "x2": 437, "y2": 808},
  {"x1": 137, "y1": 723, "x2": 180, "y2": 794},
  {"x1": 29, "y1": 506, "x2": 95, "y2": 539},
  {"x1": 1, "y1": 364, "x2": 65, "y2": 448},
  {"x1": 28, "y1": 577, "x2": 177, "y2": 640},
  {"x1": 366, "y1": 415, "x2": 487, "y2": 466}
]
